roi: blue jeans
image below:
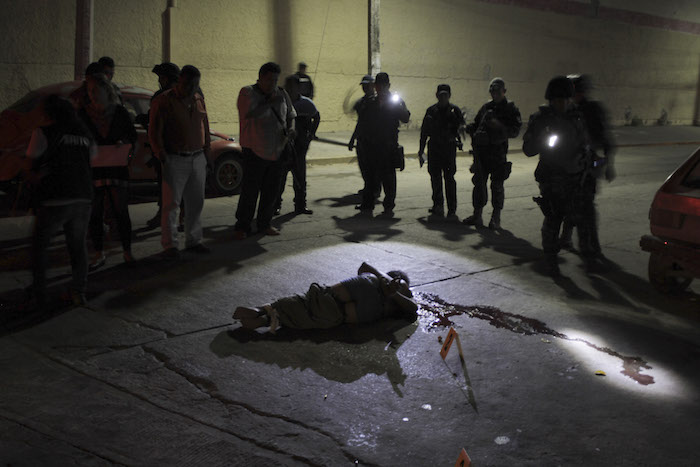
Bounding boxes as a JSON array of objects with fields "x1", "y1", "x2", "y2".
[{"x1": 32, "y1": 202, "x2": 92, "y2": 300}]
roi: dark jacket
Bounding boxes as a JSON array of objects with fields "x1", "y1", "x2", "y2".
[
  {"x1": 523, "y1": 105, "x2": 590, "y2": 181},
  {"x1": 420, "y1": 103, "x2": 465, "y2": 154},
  {"x1": 33, "y1": 124, "x2": 93, "y2": 203},
  {"x1": 468, "y1": 98, "x2": 521, "y2": 156}
]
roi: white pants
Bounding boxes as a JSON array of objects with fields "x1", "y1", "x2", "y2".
[{"x1": 161, "y1": 152, "x2": 207, "y2": 250}]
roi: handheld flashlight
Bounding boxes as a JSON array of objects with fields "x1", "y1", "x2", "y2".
[
  {"x1": 391, "y1": 93, "x2": 400, "y2": 103},
  {"x1": 547, "y1": 134, "x2": 558, "y2": 148}
]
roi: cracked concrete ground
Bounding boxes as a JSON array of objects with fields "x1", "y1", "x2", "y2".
[{"x1": 1, "y1": 129, "x2": 700, "y2": 466}]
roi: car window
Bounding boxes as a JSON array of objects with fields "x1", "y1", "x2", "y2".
[{"x1": 681, "y1": 159, "x2": 700, "y2": 188}]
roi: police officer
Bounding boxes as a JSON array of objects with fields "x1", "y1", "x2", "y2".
[
  {"x1": 522, "y1": 76, "x2": 591, "y2": 277},
  {"x1": 418, "y1": 84, "x2": 465, "y2": 218},
  {"x1": 357, "y1": 72, "x2": 410, "y2": 216},
  {"x1": 349, "y1": 74, "x2": 380, "y2": 201},
  {"x1": 463, "y1": 78, "x2": 521, "y2": 229},
  {"x1": 295, "y1": 62, "x2": 314, "y2": 100},
  {"x1": 559, "y1": 74, "x2": 616, "y2": 266}
]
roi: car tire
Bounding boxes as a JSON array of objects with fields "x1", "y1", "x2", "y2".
[
  {"x1": 648, "y1": 251, "x2": 693, "y2": 294},
  {"x1": 210, "y1": 152, "x2": 243, "y2": 195}
]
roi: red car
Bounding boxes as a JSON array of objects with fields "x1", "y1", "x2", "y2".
[
  {"x1": 0, "y1": 81, "x2": 244, "y2": 211},
  {"x1": 640, "y1": 147, "x2": 700, "y2": 293}
]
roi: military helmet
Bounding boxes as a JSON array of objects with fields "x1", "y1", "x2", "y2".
[
  {"x1": 567, "y1": 74, "x2": 593, "y2": 93},
  {"x1": 545, "y1": 75, "x2": 574, "y2": 100}
]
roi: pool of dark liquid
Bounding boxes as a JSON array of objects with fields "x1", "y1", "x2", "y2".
[{"x1": 414, "y1": 292, "x2": 654, "y2": 386}]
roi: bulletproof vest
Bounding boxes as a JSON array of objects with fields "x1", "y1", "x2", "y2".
[
  {"x1": 426, "y1": 104, "x2": 461, "y2": 142},
  {"x1": 533, "y1": 106, "x2": 588, "y2": 177}
]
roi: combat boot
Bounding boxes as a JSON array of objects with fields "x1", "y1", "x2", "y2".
[
  {"x1": 488, "y1": 209, "x2": 501, "y2": 230},
  {"x1": 545, "y1": 255, "x2": 561, "y2": 277},
  {"x1": 462, "y1": 209, "x2": 483, "y2": 227}
]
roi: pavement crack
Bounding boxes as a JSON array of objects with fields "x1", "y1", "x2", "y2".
[
  {"x1": 140, "y1": 345, "x2": 377, "y2": 466},
  {"x1": 0, "y1": 411, "x2": 126, "y2": 465}
]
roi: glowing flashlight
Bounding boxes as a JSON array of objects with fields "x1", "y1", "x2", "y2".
[
  {"x1": 391, "y1": 93, "x2": 400, "y2": 103},
  {"x1": 547, "y1": 134, "x2": 558, "y2": 147}
]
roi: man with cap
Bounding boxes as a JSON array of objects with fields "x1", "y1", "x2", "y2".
[
  {"x1": 295, "y1": 62, "x2": 314, "y2": 100},
  {"x1": 357, "y1": 72, "x2": 410, "y2": 216},
  {"x1": 464, "y1": 78, "x2": 521, "y2": 229},
  {"x1": 145, "y1": 62, "x2": 181, "y2": 228},
  {"x1": 522, "y1": 75, "x2": 591, "y2": 277},
  {"x1": 418, "y1": 84, "x2": 465, "y2": 218},
  {"x1": 559, "y1": 74, "x2": 616, "y2": 270},
  {"x1": 348, "y1": 74, "x2": 379, "y2": 201}
]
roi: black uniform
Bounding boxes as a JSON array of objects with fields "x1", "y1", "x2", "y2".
[
  {"x1": 560, "y1": 98, "x2": 615, "y2": 256},
  {"x1": 295, "y1": 71, "x2": 314, "y2": 100},
  {"x1": 358, "y1": 94, "x2": 410, "y2": 213},
  {"x1": 419, "y1": 103, "x2": 465, "y2": 215},
  {"x1": 523, "y1": 104, "x2": 592, "y2": 267},
  {"x1": 467, "y1": 98, "x2": 521, "y2": 213},
  {"x1": 352, "y1": 94, "x2": 380, "y2": 198}
]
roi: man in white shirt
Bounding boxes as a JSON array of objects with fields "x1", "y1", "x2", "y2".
[{"x1": 233, "y1": 62, "x2": 296, "y2": 240}]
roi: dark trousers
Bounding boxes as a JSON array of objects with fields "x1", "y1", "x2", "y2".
[
  {"x1": 277, "y1": 139, "x2": 310, "y2": 210},
  {"x1": 357, "y1": 140, "x2": 380, "y2": 197},
  {"x1": 471, "y1": 152, "x2": 506, "y2": 211},
  {"x1": 538, "y1": 174, "x2": 591, "y2": 257},
  {"x1": 560, "y1": 176, "x2": 601, "y2": 256},
  {"x1": 90, "y1": 185, "x2": 132, "y2": 252},
  {"x1": 428, "y1": 147, "x2": 457, "y2": 214},
  {"x1": 32, "y1": 202, "x2": 92, "y2": 299},
  {"x1": 361, "y1": 144, "x2": 396, "y2": 212},
  {"x1": 235, "y1": 148, "x2": 283, "y2": 232}
]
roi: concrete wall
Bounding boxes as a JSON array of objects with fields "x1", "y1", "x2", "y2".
[{"x1": 1, "y1": 0, "x2": 700, "y2": 134}]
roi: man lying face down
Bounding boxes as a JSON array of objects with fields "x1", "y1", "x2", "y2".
[{"x1": 233, "y1": 262, "x2": 418, "y2": 332}]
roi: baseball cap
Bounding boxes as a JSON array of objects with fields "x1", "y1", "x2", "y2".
[
  {"x1": 437, "y1": 84, "x2": 451, "y2": 95},
  {"x1": 360, "y1": 74, "x2": 374, "y2": 84},
  {"x1": 152, "y1": 62, "x2": 180, "y2": 80}
]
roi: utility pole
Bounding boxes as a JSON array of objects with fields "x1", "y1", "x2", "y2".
[
  {"x1": 368, "y1": 0, "x2": 380, "y2": 76},
  {"x1": 74, "y1": 0, "x2": 94, "y2": 80}
]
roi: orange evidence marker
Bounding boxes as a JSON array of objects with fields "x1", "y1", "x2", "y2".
[
  {"x1": 440, "y1": 327, "x2": 457, "y2": 360},
  {"x1": 455, "y1": 448, "x2": 472, "y2": 467}
]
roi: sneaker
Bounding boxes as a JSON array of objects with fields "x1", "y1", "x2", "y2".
[
  {"x1": 161, "y1": 247, "x2": 180, "y2": 260},
  {"x1": 263, "y1": 226, "x2": 281, "y2": 236},
  {"x1": 379, "y1": 209, "x2": 394, "y2": 218},
  {"x1": 233, "y1": 230, "x2": 247, "y2": 241},
  {"x1": 89, "y1": 252, "x2": 106, "y2": 270},
  {"x1": 294, "y1": 207, "x2": 313, "y2": 215},
  {"x1": 488, "y1": 216, "x2": 501, "y2": 230},
  {"x1": 187, "y1": 243, "x2": 211, "y2": 254},
  {"x1": 462, "y1": 214, "x2": 483, "y2": 227}
]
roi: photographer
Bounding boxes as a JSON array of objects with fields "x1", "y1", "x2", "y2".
[
  {"x1": 233, "y1": 62, "x2": 296, "y2": 240},
  {"x1": 463, "y1": 78, "x2": 521, "y2": 229}
]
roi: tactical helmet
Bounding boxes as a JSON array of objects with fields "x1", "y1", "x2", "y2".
[
  {"x1": 567, "y1": 74, "x2": 593, "y2": 94},
  {"x1": 545, "y1": 75, "x2": 574, "y2": 100}
]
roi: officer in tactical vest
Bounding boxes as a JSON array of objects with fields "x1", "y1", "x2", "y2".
[
  {"x1": 559, "y1": 74, "x2": 616, "y2": 270},
  {"x1": 463, "y1": 78, "x2": 521, "y2": 229},
  {"x1": 523, "y1": 76, "x2": 592, "y2": 277},
  {"x1": 418, "y1": 84, "x2": 465, "y2": 218}
]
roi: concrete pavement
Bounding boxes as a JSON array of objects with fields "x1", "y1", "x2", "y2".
[{"x1": 1, "y1": 126, "x2": 700, "y2": 466}]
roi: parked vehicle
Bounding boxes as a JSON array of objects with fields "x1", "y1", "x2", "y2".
[
  {"x1": 640, "y1": 146, "x2": 700, "y2": 293},
  {"x1": 0, "y1": 81, "x2": 244, "y2": 214}
]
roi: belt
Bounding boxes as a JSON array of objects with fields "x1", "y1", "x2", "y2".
[{"x1": 173, "y1": 149, "x2": 204, "y2": 157}]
